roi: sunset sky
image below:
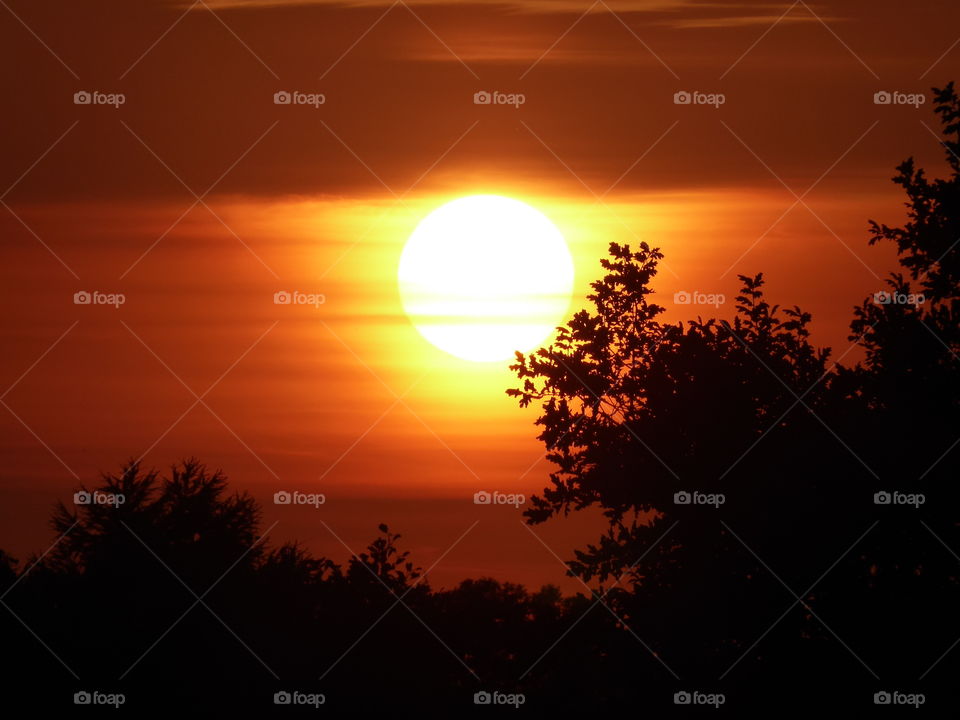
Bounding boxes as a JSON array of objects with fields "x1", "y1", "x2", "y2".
[{"x1": 1, "y1": 0, "x2": 957, "y2": 591}]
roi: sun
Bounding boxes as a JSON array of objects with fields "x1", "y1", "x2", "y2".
[{"x1": 398, "y1": 195, "x2": 574, "y2": 363}]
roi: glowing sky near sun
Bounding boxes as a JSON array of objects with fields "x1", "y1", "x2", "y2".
[{"x1": 0, "y1": 0, "x2": 953, "y2": 590}]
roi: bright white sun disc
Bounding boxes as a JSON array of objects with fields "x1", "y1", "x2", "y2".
[{"x1": 398, "y1": 195, "x2": 574, "y2": 362}]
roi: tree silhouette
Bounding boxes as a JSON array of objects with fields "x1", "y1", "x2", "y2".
[
  {"x1": 0, "y1": 459, "x2": 609, "y2": 712},
  {"x1": 509, "y1": 82, "x2": 960, "y2": 704}
]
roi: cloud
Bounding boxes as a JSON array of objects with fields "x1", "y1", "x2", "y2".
[
  {"x1": 196, "y1": 0, "x2": 692, "y2": 12},
  {"x1": 194, "y1": 0, "x2": 844, "y2": 31},
  {"x1": 664, "y1": 14, "x2": 829, "y2": 29}
]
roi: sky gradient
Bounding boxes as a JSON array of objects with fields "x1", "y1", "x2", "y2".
[{"x1": 1, "y1": 0, "x2": 957, "y2": 591}]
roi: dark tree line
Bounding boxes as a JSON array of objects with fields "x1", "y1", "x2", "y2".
[
  {"x1": 2, "y1": 83, "x2": 959, "y2": 713},
  {"x1": 2, "y1": 460, "x2": 627, "y2": 713}
]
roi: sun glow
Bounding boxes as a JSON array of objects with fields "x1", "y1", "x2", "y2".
[{"x1": 398, "y1": 195, "x2": 575, "y2": 362}]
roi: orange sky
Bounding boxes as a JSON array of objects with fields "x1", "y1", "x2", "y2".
[{"x1": 1, "y1": 0, "x2": 957, "y2": 591}]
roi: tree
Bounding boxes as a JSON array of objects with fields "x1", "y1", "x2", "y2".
[
  {"x1": 509, "y1": 84, "x2": 960, "y2": 697},
  {"x1": 507, "y1": 243, "x2": 831, "y2": 574},
  {"x1": 846, "y1": 81, "x2": 960, "y2": 470}
]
